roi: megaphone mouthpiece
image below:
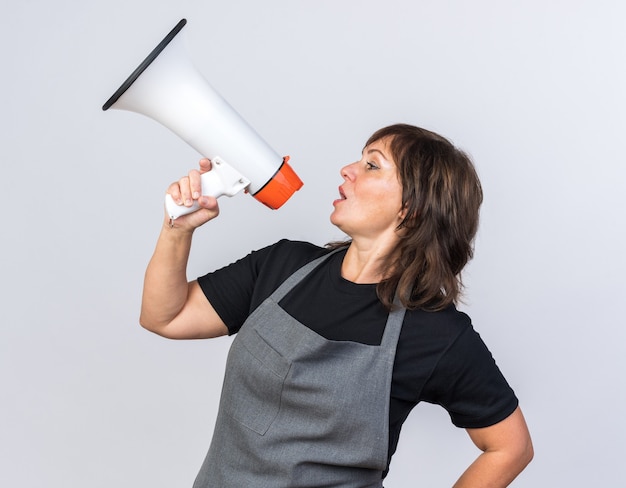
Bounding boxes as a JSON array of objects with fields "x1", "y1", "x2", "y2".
[{"x1": 103, "y1": 18, "x2": 302, "y2": 214}]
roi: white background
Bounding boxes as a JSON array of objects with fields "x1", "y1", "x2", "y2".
[{"x1": 1, "y1": 1, "x2": 625, "y2": 486}]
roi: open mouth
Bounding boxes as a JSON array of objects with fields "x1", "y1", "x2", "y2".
[{"x1": 338, "y1": 187, "x2": 346, "y2": 200}]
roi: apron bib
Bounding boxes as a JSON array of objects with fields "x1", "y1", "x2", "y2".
[{"x1": 194, "y1": 251, "x2": 405, "y2": 488}]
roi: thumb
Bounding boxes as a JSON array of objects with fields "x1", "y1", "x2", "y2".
[
  {"x1": 198, "y1": 158, "x2": 212, "y2": 174},
  {"x1": 198, "y1": 195, "x2": 219, "y2": 209}
]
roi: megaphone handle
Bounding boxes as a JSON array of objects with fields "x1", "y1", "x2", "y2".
[{"x1": 165, "y1": 157, "x2": 250, "y2": 220}]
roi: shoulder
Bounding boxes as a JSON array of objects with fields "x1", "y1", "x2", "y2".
[
  {"x1": 402, "y1": 305, "x2": 472, "y2": 344},
  {"x1": 201, "y1": 239, "x2": 330, "y2": 291},
  {"x1": 392, "y1": 306, "x2": 474, "y2": 407},
  {"x1": 197, "y1": 239, "x2": 331, "y2": 335},
  {"x1": 260, "y1": 239, "x2": 330, "y2": 265},
  {"x1": 401, "y1": 305, "x2": 499, "y2": 373},
  {"x1": 394, "y1": 306, "x2": 472, "y2": 396},
  {"x1": 401, "y1": 306, "x2": 518, "y2": 428},
  {"x1": 396, "y1": 306, "x2": 473, "y2": 384},
  {"x1": 245, "y1": 239, "x2": 331, "y2": 280}
]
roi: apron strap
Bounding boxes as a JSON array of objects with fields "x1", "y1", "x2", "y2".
[
  {"x1": 270, "y1": 246, "x2": 406, "y2": 351},
  {"x1": 269, "y1": 248, "x2": 344, "y2": 302},
  {"x1": 380, "y1": 297, "x2": 406, "y2": 350}
]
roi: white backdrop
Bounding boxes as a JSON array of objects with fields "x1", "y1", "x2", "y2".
[{"x1": 1, "y1": 1, "x2": 625, "y2": 486}]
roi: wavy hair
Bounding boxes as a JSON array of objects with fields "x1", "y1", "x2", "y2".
[{"x1": 330, "y1": 124, "x2": 483, "y2": 311}]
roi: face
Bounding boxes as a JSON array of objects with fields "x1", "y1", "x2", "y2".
[{"x1": 330, "y1": 137, "x2": 406, "y2": 241}]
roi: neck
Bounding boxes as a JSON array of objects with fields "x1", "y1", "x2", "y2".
[{"x1": 341, "y1": 238, "x2": 399, "y2": 284}]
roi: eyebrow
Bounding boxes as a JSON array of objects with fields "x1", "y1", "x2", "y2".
[{"x1": 364, "y1": 147, "x2": 390, "y2": 160}]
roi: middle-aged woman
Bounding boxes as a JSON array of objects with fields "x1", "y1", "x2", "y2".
[{"x1": 140, "y1": 124, "x2": 533, "y2": 487}]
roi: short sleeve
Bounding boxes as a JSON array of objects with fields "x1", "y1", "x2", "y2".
[
  {"x1": 197, "y1": 248, "x2": 262, "y2": 335},
  {"x1": 197, "y1": 240, "x2": 328, "y2": 335},
  {"x1": 421, "y1": 326, "x2": 519, "y2": 429}
]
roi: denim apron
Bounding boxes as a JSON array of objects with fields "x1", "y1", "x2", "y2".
[{"x1": 193, "y1": 251, "x2": 405, "y2": 487}]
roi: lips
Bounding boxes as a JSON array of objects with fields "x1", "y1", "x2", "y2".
[{"x1": 332, "y1": 186, "x2": 347, "y2": 207}]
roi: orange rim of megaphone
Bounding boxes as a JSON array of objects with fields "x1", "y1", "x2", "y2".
[{"x1": 252, "y1": 156, "x2": 303, "y2": 209}]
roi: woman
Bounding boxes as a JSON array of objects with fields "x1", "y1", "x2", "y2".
[{"x1": 140, "y1": 124, "x2": 533, "y2": 487}]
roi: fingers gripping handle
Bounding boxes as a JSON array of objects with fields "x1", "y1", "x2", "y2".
[{"x1": 165, "y1": 157, "x2": 250, "y2": 220}]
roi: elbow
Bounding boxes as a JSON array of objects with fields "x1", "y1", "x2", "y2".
[
  {"x1": 138, "y1": 308, "x2": 153, "y2": 331},
  {"x1": 138, "y1": 312, "x2": 182, "y2": 339},
  {"x1": 502, "y1": 407, "x2": 534, "y2": 472},
  {"x1": 512, "y1": 419, "x2": 534, "y2": 470},
  {"x1": 506, "y1": 432, "x2": 534, "y2": 477},
  {"x1": 138, "y1": 312, "x2": 166, "y2": 336},
  {"x1": 520, "y1": 434, "x2": 534, "y2": 469},
  {"x1": 138, "y1": 314, "x2": 150, "y2": 331},
  {"x1": 138, "y1": 315, "x2": 156, "y2": 334}
]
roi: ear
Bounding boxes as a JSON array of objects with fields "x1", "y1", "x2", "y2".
[{"x1": 398, "y1": 203, "x2": 409, "y2": 221}]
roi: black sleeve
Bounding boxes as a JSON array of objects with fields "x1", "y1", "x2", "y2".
[
  {"x1": 196, "y1": 247, "x2": 264, "y2": 335},
  {"x1": 421, "y1": 326, "x2": 519, "y2": 429},
  {"x1": 196, "y1": 239, "x2": 327, "y2": 335}
]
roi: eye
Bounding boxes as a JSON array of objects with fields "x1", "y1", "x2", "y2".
[{"x1": 365, "y1": 161, "x2": 379, "y2": 170}]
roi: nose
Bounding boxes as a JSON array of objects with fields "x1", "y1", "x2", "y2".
[{"x1": 340, "y1": 161, "x2": 357, "y2": 180}]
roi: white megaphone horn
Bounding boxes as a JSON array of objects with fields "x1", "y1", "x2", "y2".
[{"x1": 102, "y1": 18, "x2": 303, "y2": 219}]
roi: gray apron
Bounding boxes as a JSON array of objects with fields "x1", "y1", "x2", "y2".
[{"x1": 194, "y1": 251, "x2": 406, "y2": 488}]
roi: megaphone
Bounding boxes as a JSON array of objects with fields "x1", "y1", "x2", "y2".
[{"x1": 102, "y1": 18, "x2": 302, "y2": 219}]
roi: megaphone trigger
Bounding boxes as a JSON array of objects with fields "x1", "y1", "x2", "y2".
[{"x1": 165, "y1": 157, "x2": 250, "y2": 220}]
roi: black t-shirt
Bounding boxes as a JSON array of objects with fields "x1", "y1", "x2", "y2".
[{"x1": 198, "y1": 239, "x2": 518, "y2": 474}]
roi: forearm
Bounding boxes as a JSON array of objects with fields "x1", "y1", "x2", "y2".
[{"x1": 139, "y1": 222, "x2": 195, "y2": 331}]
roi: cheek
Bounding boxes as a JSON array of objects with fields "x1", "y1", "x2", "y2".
[
  {"x1": 365, "y1": 187, "x2": 404, "y2": 221},
  {"x1": 381, "y1": 181, "x2": 404, "y2": 210}
]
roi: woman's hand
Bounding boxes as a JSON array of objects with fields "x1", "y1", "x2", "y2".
[{"x1": 165, "y1": 158, "x2": 220, "y2": 231}]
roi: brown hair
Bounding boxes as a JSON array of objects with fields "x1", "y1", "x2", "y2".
[{"x1": 331, "y1": 124, "x2": 483, "y2": 311}]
